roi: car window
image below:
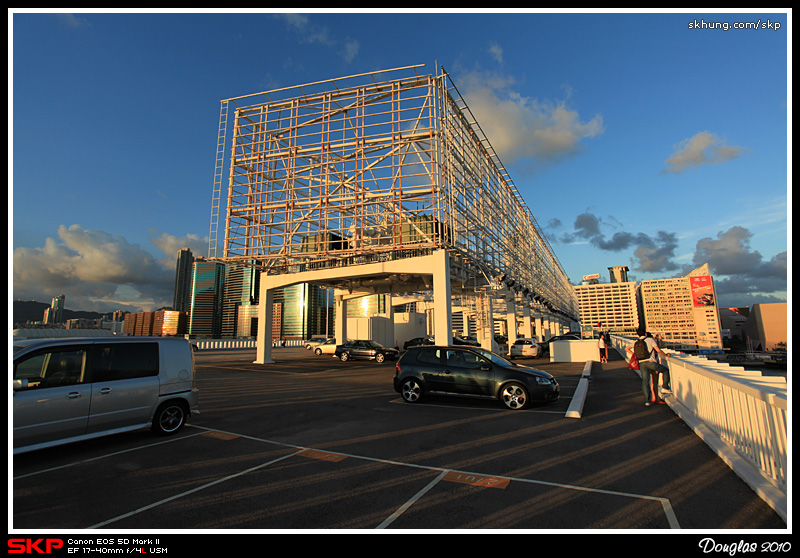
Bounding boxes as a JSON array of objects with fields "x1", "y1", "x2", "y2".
[
  {"x1": 415, "y1": 348, "x2": 442, "y2": 365},
  {"x1": 446, "y1": 349, "x2": 484, "y2": 369},
  {"x1": 92, "y1": 343, "x2": 159, "y2": 382},
  {"x1": 14, "y1": 347, "x2": 88, "y2": 390},
  {"x1": 472, "y1": 347, "x2": 513, "y2": 366}
]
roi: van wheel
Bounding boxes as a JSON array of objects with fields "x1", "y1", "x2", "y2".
[{"x1": 152, "y1": 401, "x2": 188, "y2": 435}]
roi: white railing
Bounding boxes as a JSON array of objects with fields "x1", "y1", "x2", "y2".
[
  {"x1": 192, "y1": 338, "x2": 305, "y2": 350},
  {"x1": 610, "y1": 335, "x2": 787, "y2": 520}
]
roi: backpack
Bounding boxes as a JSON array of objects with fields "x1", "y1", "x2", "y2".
[{"x1": 633, "y1": 338, "x2": 652, "y2": 360}]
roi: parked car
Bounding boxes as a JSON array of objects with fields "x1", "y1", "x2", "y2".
[
  {"x1": 452, "y1": 335, "x2": 479, "y2": 346},
  {"x1": 539, "y1": 332, "x2": 582, "y2": 355},
  {"x1": 509, "y1": 338, "x2": 540, "y2": 359},
  {"x1": 305, "y1": 337, "x2": 331, "y2": 350},
  {"x1": 335, "y1": 340, "x2": 399, "y2": 363},
  {"x1": 314, "y1": 338, "x2": 339, "y2": 356},
  {"x1": 403, "y1": 336, "x2": 434, "y2": 350},
  {"x1": 12, "y1": 337, "x2": 199, "y2": 454},
  {"x1": 394, "y1": 345, "x2": 559, "y2": 410}
]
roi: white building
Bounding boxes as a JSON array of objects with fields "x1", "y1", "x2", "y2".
[
  {"x1": 638, "y1": 264, "x2": 723, "y2": 352},
  {"x1": 574, "y1": 279, "x2": 640, "y2": 334}
]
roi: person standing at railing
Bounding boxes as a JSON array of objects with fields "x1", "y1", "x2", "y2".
[
  {"x1": 598, "y1": 334, "x2": 608, "y2": 363},
  {"x1": 626, "y1": 325, "x2": 671, "y2": 406}
]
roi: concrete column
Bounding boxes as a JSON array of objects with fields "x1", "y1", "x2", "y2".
[
  {"x1": 432, "y1": 250, "x2": 453, "y2": 346},
  {"x1": 385, "y1": 293, "x2": 396, "y2": 348},
  {"x1": 254, "y1": 286, "x2": 274, "y2": 364},
  {"x1": 334, "y1": 292, "x2": 348, "y2": 343},
  {"x1": 522, "y1": 304, "x2": 533, "y2": 338},
  {"x1": 477, "y1": 293, "x2": 495, "y2": 352},
  {"x1": 506, "y1": 298, "x2": 518, "y2": 347}
]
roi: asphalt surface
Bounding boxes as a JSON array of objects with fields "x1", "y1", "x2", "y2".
[{"x1": 11, "y1": 347, "x2": 787, "y2": 534}]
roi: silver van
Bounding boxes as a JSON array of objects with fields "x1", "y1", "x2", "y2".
[{"x1": 12, "y1": 337, "x2": 199, "y2": 454}]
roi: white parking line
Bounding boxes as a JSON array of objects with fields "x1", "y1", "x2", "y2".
[
  {"x1": 86, "y1": 449, "x2": 303, "y2": 529},
  {"x1": 12, "y1": 432, "x2": 207, "y2": 481},
  {"x1": 376, "y1": 470, "x2": 449, "y2": 529},
  {"x1": 73, "y1": 424, "x2": 680, "y2": 529}
]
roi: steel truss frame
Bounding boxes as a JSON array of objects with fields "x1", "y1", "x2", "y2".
[{"x1": 213, "y1": 64, "x2": 577, "y2": 320}]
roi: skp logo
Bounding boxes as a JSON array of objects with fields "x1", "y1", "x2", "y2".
[{"x1": 8, "y1": 539, "x2": 64, "y2": 554}]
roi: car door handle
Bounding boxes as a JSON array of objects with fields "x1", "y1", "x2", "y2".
[
  {"x1": 99, "y1": 387, "x2": 113, "y2": 395},
  {"x1": 66, "y1": 392, "x2": 82, "y2": 399}
]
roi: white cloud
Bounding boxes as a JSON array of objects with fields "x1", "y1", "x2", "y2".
[
  {"x1": 457, "y1": 70, "x2": 604, "y2": 165},
  {"x1": 11, "y1": 225, "x2": 199, "y2": 313},
  {"x1": 663, "y1": 131, "x2": 747, "y2": 174}
]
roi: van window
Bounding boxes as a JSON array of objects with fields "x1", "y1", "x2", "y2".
[
  {"x1": 14, "y1": 347, "x2": 88, "y2": 390},
  {"x1": 92, "y1": 343, "x2": 159, "y2": 382}
]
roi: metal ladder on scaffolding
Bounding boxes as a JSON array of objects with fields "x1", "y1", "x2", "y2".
[{"x1": 208, "y1": 100, "x2": 229, "y2": 259}]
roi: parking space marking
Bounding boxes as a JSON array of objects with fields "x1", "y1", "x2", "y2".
[
  {"x1": 182, "y1": 426, "x2": 680, "y2": 529},
  {"x1": 298, "y1": 449, "x2": 348, "y2": 462},
  {"x1": 86, "y1": 449, "x2": 303, "y2": 529},
  {"x1": 388, "y1": 397, "x2": 566, "y2": 414},
  {"x1": 20, "y1": 423, "x2": 678, "y2": 529},
  {"x1": 376, "y1": 471, "x2": 449, "y2": 529},
  {"x1": 12, "y1": 431, "x2": 207, "y2": 481},
  {"x1": 443, "y1": 471, "x2": 510, "y2": 489},
  {"x1": 202, "y1": 430, "x2": 241, "y2": 440}
]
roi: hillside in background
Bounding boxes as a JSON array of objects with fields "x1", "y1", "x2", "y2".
[{"x1": 13, "y1": 300, "x2": 106, "y2": 327}]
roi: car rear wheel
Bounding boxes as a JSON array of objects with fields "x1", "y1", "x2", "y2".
[
  {"x1": 375, "y1": 353, "x2": 385, "y2": 363},
  {"x1": 315, "y1": 348, "x2": 322, "y2": 355},
  {"x1": 339, "y1": 352, "x2": 350, "y2": 361},
  {"x1": 400, "y1": 378, "x2": 423, "y2": 403},
  {"x1": 500, "y1": 382, "x2": 529, "y2": 410},
  {"x1": 152, "y1": 401, "x2": 188, "y2": 435}
]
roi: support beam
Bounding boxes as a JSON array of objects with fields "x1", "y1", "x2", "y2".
[{"x1": 432, "y1": 249, "x2": 453, "y2": 346}]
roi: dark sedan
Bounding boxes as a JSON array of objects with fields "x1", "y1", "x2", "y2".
[
  {"x1": 393, "y1": 345, "x2": 559, "y2": 410},
  {"x1": 403, "y1": 336, "x2": 434, "y2": 350},
  {"x1": 335, "y1": 340, "x2": 399, "y2": 363}
]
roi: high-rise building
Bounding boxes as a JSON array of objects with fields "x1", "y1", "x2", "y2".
[
  {"x1": 123, "y1": 310, "x2": 187, "y2": 336},
  {"x1": 608, "y1": 265, "x2": 630, "y2": 284},
  {"x1": 274, "y1": 283, "x2": 329, "y2": 340},
  {"x1": 222, "y1": 262, "x2": 259, "y2": 338},
  {"x1": 189, "y1": 259, "x2": 225, "y2": 338},
  {"x1": 173, "y1": 248, "x2": 195, "y2": 313},
  {"x1": 43, "y1": 294, "x2": 65, "y2": 325},
  {"x1": 638, "y1": 264, "x2": 723, "y2": 352},
  {"x1": 574, "y1": 279, "x2": 639, "y2": 334}
]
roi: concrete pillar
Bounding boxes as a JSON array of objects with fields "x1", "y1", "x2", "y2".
[
  {"x1": 432, "y1": 249, "x2": 453, "y2": 346},
  {"x1": 506, "y1": 297, "x2": 518, "y2": 347},
  {"x1": 477, "y1": 293, "x2": 495, "y2": 352},
  {"x1": 522, "y1": 304, "x2": 534, "y2": 338},
  {"x1": 385, "y1": 293, "x2": 396, "y2": 348},
  {"x1": 255, "y1": 286, "x2": 274, "y2": 364},
  {"x1": 334, "y1": 292, "x2": 348, "y2": 343}
]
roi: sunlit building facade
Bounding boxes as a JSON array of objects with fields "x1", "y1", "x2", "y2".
[
  {"x1": 638, "y1": 264, "x2": 723, "y2": 352},
  {"x1": 574, "y1": 280, "x2": 639, "y2": 334}
]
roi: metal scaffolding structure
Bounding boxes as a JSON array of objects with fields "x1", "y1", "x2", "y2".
[{"x1": 211, "y1": 64, "x2": 578, "y2": 322}]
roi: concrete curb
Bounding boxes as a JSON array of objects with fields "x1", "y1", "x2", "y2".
[{"x1": 565, "y1": 360, "x2": 593, "y2": 419}]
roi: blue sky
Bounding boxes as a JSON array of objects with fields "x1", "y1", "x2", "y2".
[{"x1": 10, "y1": 9, "x2": 790, "y2": 314}]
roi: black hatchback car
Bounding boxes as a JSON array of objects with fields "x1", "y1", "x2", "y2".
[
  {"x1": 335, "y1": 340, "x2": 399, "y2": 363},
  {"x1": 393, "y1": 345, "x2": 559, "y2": 410}
]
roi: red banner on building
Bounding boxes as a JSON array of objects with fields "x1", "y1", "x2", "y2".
[{"x1": 690, "y1": 276, "x2": 715, "y2": 307}]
